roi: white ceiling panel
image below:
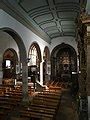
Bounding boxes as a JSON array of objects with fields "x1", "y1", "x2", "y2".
[
  {"x1": 1, "y1": 0, "x2": 84, "y2": 42},
  {"x1": 61, "y1": 21, "x2": 75, "y2": 26},
  {"x1": 19, "y1": 0, "x2": 48, "y2": 12},
  {"x1": 34, "y1": 13, "x2": 53, "y2": 24},
  {"x1": 58, "y1": 12, "x2": 77, "y2": 20},
  {"x1": 40, "y1": 22, "x2": 56, "y2": 29}
]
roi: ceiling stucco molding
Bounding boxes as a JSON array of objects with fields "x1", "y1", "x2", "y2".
[
  {"x1": 0, "y1": 0, "x2": 81, "y2": 42},
  {"x1": 0, "y1": 0, "x2": 51, "y2": 43},
  {"x1": 17, "y1": 0, "x2": 80, "y2": 38}
]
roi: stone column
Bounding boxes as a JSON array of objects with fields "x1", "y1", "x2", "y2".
[
  {"x1": 0, "y1": 56, "x2": 3, "y2": 84},
  {"x1": 40, "y1": 61, "x2": 43, "y2": 85},
  {"x1": 22, "y1": 61, "x2": 29, "y2": 104},
  {"x1": 47, "y1": 61, "x2": 51, "y2": 81},
  {"x1": 78, "y1": 23, "x2": 88, "y2": 120}
]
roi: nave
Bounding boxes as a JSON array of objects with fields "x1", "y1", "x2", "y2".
[
  {"x1": 56, "y1": 89, "x2": 79, "y2": 120},
  {"x1": 0, "y1": 79, "x2": 79, "y2": 120},
  {"x1": 0, "y1": 0, "x2": 89, "y2": 119},
  {"x1": 0, "y1": 80, "x2": 61, "y2": 120}
]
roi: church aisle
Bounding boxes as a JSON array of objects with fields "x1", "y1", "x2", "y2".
[{"x1": 56, "y1": 89, "x2": 79, "y2": 120}]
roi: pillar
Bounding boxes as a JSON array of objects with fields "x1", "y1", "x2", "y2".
[
  {"x1": 47, "y1": 61, "x2": 51, "y2": 81},
  {"x1": 22, "y1": 61, "x2": 29, "y2": 104},
  {"x1": 0, "y1": 58, "x2": 3, "y2": 84},
  {"x1": 40, "y1": 61, "x2": 43, "y2": 85},
  {"x1": 78, "y1": 23, "x2": 88, "y2": 120}
]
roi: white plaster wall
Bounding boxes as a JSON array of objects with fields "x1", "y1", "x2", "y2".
[
  {"x1": 0, "y1": 9, "x2": 77, "y2": 61},
  {"x1": 0, "y1": 9, "x2": 78, "y2": 85},
  {"x1": 0, "y1": 9, "x2": 50, "y2": 85},
  {"x1": 0, "y1": 31, "x2": 19, "y2": 83},
  {"x1": 0, "y1": 9, "x2": 50, "y2": 60},
  {"x1": 0, "y1": 31, "x2": 19, "y2": 55},
  {"x1": 50, "y1": 36, "x2": 78, "y2": 54}
]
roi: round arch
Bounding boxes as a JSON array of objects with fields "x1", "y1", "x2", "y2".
[
  {"x1": 1, "y1": 28, "x2": 27, "y2": 61},
  {"x1": 0, "y1": 27, "x2": 29, "y2": 102},
  {"x1": 3, "y1": 48, "x2": 18, "y2": 61},
  {"x1": 51, "y1": 43, "x2": 79, "y2": 95},
  {"x1": 51, "y1": 43, "x2": 77, "y2": 82},
  {"x1": 51, "y1": 43, "x2": 77, "y2": 58},
  {"x1": 2, "y1": 48, "x2": 18, "y2": 79}
]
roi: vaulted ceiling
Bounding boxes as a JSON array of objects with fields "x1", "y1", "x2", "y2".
[{"x1": 0, "y1": 0, "x2": 86, "y2": 43}]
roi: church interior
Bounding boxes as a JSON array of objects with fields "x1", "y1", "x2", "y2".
[{"x1": 0, "y1": 0, "x2": 90, "y2": 120}]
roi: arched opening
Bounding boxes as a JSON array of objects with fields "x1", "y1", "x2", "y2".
[
  {"x1": 43, "y1": 46, "x2": 50, "y2": 84},
  {"x1": 28, "y1": 42, "x2": 41, "y2": 82},
  {"x1": 1, "y1": 28, "x2": 29, "y2": 102},
  {"x1": 2, "y1": 48, "x2": 18, "y2": 80},
  {"x1": 51, "y1": 43, "x2": 78, "y2": 95}
]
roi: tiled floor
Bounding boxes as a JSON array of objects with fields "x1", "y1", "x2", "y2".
[{"x1": 56, "y1": 89, "x2": 79, "y2": 120}]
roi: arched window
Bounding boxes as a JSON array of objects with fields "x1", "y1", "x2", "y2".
[
  {"x1": 28, "y1": 45, "x2": 38, "y2": 66},
  {"x1": 28, "y1": 43, "x2": 41, "y2": 81}
]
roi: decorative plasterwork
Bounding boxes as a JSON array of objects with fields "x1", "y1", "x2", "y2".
[{"x1": 0, "y1": 0, "x2": 81, "y2": 43}]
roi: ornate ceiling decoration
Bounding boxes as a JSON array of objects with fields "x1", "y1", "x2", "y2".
[{"x1": 1, "y1": 0, "x2": 82, "y2": 43}]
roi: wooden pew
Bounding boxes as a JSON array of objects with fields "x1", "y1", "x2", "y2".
[
  {"x1": 0, "y1": 81, "x2": 62, "y2": 120},
  {"x1": 20, "y1": 109, "x2": 54, "y2": 120}
]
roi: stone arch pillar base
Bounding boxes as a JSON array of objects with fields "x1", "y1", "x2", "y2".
[
  {"x1": 21, "y1": 96, "x2": 30, "y2": 105},
  {"x1": 21, "y1": 96, "x2": 34, "y2": 106}
]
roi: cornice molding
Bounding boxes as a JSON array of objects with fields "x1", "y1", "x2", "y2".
[
  {"x1": 0, "y1": 0, "x2": 51, "y2": 43},
  {"x1": 0, "y1": 0, "x2": 80, "y2": 41}
]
